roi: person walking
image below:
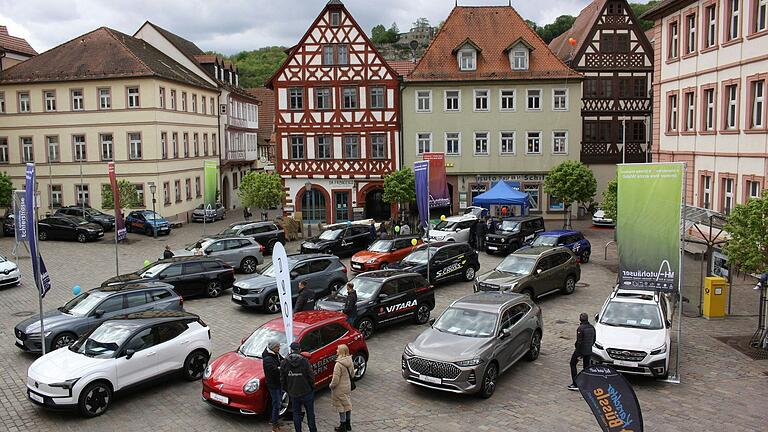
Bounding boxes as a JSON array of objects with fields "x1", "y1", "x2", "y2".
[
  {"x1": 294, "y1": 281, "x2": 315, "y2": 312},
  {"x1": 281, "y1": 342, "x2": 317, "y2": 432},
  {"x1": 475, "y1": 218, "x2": 486, "y2": 251},
  {"x1": 192, "y1": 241, "x2": 204, "y2": 256},
  {"x1": 342, "y1": 283, "x2": 358, "y2": 326},
  {"x1": 263, "y1": 339, "x2": 285, "y2": 432},
  {"x1": 329, "y1": 344, "x2": 355, "y2": 431},
  {"x1": 568, "y1": 312, "x2": 596, "y2": 391},
  {"x1": 163, "y1": 245, "x2": 174, "y2": 259},
  {"x1": 754, "y1": 272, "x2": 768, "y2": 290}
]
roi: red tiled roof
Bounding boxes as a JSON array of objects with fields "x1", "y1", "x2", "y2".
[
  {"x1": 387, "y1": 60, "x2": 417, "y2": 77},
  {"x1": 549, "y1": 0, "x2": 607, "y2": 63},
  {"x1": 0, "y1": 25, "x2": 37, "y2": 57},
  {"x1": 407, "y1": 6, "x2": 580, "y2": 82},
  {"x1": 245, "y1": 87, "x2": 275, "y2": 145}
]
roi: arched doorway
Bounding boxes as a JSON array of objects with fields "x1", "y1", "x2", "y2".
[
  {"x1": 364, "y1": 188, "x2": 390, "y2": 221},
  {"x1": 301, "y1": 189, "x2": 327, "y2": 224},
  {"x1": 221, "y1": 176, "x2": 230, "y2": 209}
]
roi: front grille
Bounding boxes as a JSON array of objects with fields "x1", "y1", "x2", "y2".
[
  {"x1": 408, "y1": 357, "x2": 461, "y2": 379},
  {"x1": 607, "y1": 348, "x2": 647, "y2": 362}
]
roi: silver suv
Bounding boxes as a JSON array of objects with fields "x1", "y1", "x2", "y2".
[
  {"x1": 174, "y1": 237, "x2": 264, "y2": 273},
  {"x1": 402, "y1": 292, "x2": 542, "y2": 398}
]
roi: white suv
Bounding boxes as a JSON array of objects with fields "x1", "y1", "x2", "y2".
[
  {"x1": 27, "y1": 311, "x2": 211, "y2": 417},
  {"x1": 591, "y1": 289, "x2": 671, "y2": 378},
  {"x1": 427, "y1": 214, "x2": 477, "y2": 242}
]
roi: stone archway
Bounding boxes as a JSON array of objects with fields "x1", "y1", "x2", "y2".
[{"x1": 364, "y1": 188, "x2": 390, "y2": 221}]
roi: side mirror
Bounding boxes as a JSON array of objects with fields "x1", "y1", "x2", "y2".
[
  {"x1": 125, "y1": 349, "x2": 135, "y2": 359},
  {"x1": 665, "y1": 319, "x2": 671, "y2": 328},
  {"x1": 93, "y1": 310, "x2": 104, "y2": 318},
  {"x1": 290, "y1": 271, "x2": 298, "y2": 278},
  {"x1": 241, "y1": 337, "x2": 247, "y2": 345},
  {"x1": 594, "y1": 314, "x2": 599, "y2": 322},
  {"x1": 428, "y1": 318, "x2": 436, "y2": 326},
  {"x1": 535, "y1": 269, "x2": 543, "y2": 276},
  {"x1": 499, "y1": 328, "x2": 511, "y2": 339}
]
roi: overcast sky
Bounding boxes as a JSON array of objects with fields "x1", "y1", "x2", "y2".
[{"x1": 0, "y1": 0, "x2": 599, "y2": 55}]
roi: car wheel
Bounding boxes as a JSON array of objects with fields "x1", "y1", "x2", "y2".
[
  {"x1": 479, "y1": 363, "x2": 498, "y2": 399},
  {"x1": 351, "y1": 352, "x2": 367, "y2": 380},
  {"x1": 182, "y1": 349, "x2": 209, "y2": 381},
  {"x1": 144, "y1": 226, "x2": 153, "y2": 236},
  {"x1": 414, "y1": 304, "x2": 431, "y2": 324},
  {"x1": 328, "y1": 280, "x2": 344, "y2": 295},
  {"x1": 264, "y1": 292, "x2": 280, "y2": 314},
  {"x1": 52, "y1": 332, "x2": 77, "y2": 350},
  {"x1": 206, "y1": 280, "x2": 223, "y2": 298},
  {"x1": 240, "y1": 257, "x2": 258, "y2": 274},
  {"x1": 525, "y1": 330, "x2": 542, "y2": 361},
  {"x1": 77, "y1": 232, "x2": 87, "y2": 243},
  {"x1": 464, "y1": 266, "x2": 476, "y2": 281},
  {"x1": 356, "y1": 317, "x2": 375, "y2": 340},
  {"x1": 562, "y1": 276, "x2": 576, "y2": 295},
  {"x1": 581, "y1": 250, "x2": 591, "y2": 263},
  {"x1": 380, "y1": 262, "x2": 389, "y2": 270},
  {"x1": 78, "y1": 381, "x2": 112, "y2": 418},
  {"x1": 278, "y1": 390, "x2": 290, "y2": 416},
  {"x1": 39, "y1": 231, "x2": 48, "y2": 241},
  {"x1": 126, "y1": 223, "x2": 132, "y2": 233},
  {"x1": 267, "y1": 239, "x2": 278, "y2": 254}
]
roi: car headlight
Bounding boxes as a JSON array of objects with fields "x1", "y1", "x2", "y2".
[
  {"x1": 49, "y1": 378, "x2": 79, "y2": 390},
  {"x1": 594, "y1": 341, "x2": 604, "y2": 350},
  {"x1": 243, "y1": 378, "x2": 260, "y2": 393},
  {"x1": 501, "y1": 282, "x2": 518, "y2": 291},
  {"x1": 403, "y1": 344, "x2": 415, "y2": 357},
  {"x1": 650, "y1": 344, "x2": 667, "y2": 355},
  {"x1": 454, "y1": 358, "x2": 484, "y2": 367},
  {"x1": 203, "y1": 365, "x2": 212, "y2": 379},
  {"x1": 367, "y1": 258, "x2": 378, "y2": 264},
  {"x1": 500, "y1": 238, "x2": 506, "y2": 243}
]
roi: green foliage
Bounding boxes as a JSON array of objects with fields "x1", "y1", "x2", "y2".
[
  {"x1": 543, "y1": 161, "x2": 597, "y2": 208},
  {"x1": 371, "y1": 22, "x2": 400, "y2": 44},
  {"x1": 413, "y1": 17, "x2": 430, "y2": 29},
  {"x1": 601, "y1": 177, "x2": 618, "y2": 221},
  {"x1": 537, "y1": 15, "x2": 577, "y2": 43},
  {"x1": 228, "y1": 46, "x2": 288, "y2": 88},
  {"x1": 525, "y1": 19, "x2": 539, "y2": 31},
  {"x1": 383, "y1": 168, "x2": 416, "y2": 205},
  {"x1": 238, "y1": 171, "x2": 285, "y2": 211},
  {"x1": 723, "y1": 194, "x2": 768, "y2": 274},
  {"x1": 101, "y1": 180, "x2": 140, "y2": 210},
  {"x1": 630, "y1": 1, "x2": 660, "y2": 32},
  {"x1": 0, "y1": 172, "x2": 12, "y2": 208},
  {"x1": 386, "y1": 23, "x2": 400, "y2": 42}
]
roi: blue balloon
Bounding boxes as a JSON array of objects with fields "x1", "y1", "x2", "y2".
[
  {"x1": 72, "y1": 285, "x2": 81, "y2": 296},
  {"x1": 347, "y1": 221, "x2": 352, "y2": 224}
]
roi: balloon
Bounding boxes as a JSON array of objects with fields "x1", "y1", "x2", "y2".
[
  {"x1": 411, "y1": 238, "x2": 418, "y2": 246},
  {"x1": 72, "y1": 285, "x2": 81, "y2": 296},
  {"x1": 143, "y1": 259, "x2": 151, "y2": 267},
  {"x1": 394, "y1": 225, "x2": 400, "y2": 233},
  {"x1": 347, "y1": 221, "x2": 352, "y2": 224},
  {"x1": 568, "y1": 37, "x2": 577, "y2": 46},
  {"x1": 440, "y1": 215, "x2": 446, "y2": 221}
]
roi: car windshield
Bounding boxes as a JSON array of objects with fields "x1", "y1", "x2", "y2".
[
  {"x1": 0, "y1": 256, "x2": 6, "y2": 263},
  {"x1": 337, "y1": 278, "x2": 380, "y2": 300},
  {"x1": 403, "y1": 247, "x2": 439, "y2": 265},
  {"x1": 84, "y1": 209, "x2": 103, "y2": 217},
  {"x1": 499, "y1": 221, "x2": 520, "y2": 232},
  {"x1": 433, "y1": 307, "x2": 497, "y2": 338},
  {"x1": 532, "y1": 236, "x2": 559, "y2": 247},
  {"x1": 368, "y1": 240, "x2": 393, "y2": 253},
  {"x1": 239, "y1": 326, "x2": 290, "y2": 357},
  {"x1": 258, "y1": 260, "x2": 297, "y2": 278},
  {"x1": 496, "y1": 255, "x2": 536, "y2": 275},
  {"x1": 218, "y1": 227, "x2": 241, "y2": 236},
  {"x1": 143, "y1": 211, "x2": 162, "y2": 221},
  {"x1": 59, "y1": 291, "x2": 108, "y2": 317},
  {"x1": 434, "y1": 220, "x2": 457, "y2": 231},
  {"x1": 70, "y1": 322, "x2": 140, "y2": 358},
  {"x1": 600, "y1": 301, "x2": 663, "y2": 330},
  {"x1": 319, "y1": 229, "x2": 343, "y2": 240},
  {"x1": 139, "y1": 263, "x2": 170, "y2": 278}
]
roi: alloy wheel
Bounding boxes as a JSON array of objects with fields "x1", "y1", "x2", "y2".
[
  {"x1": 278, "y1": 391, "x2": 290, "y2": 416},
  {"x1": 415, "y1": 304, "x2": 430, "y2": 324},
  {"x1": 357, "y1": 318, "x2": 375, "y2": 339},
  {"x1": 241, "y1": 257, "x2": 257, "y2": 274},
  {"x1": 265, "y1": 293, "x2": 280, "y2": 313},
  {"x1": 352, "y1": 353, "x2": 367, "y2": 379},
  {"x1": 81, "y1": 383, "x2": 111, "y2": 417},
  {"x1": 380, "y1": 262, "x2": 389, "y2": 270},
  {"x1": 526, "y1": 332, "x2": 541, "y2": 361},
  {"x1": 207, "y1": 280, "x2": 222, "y2": 298},
  {"x1": 464, "y1": 266, "x2": 476, "y2": 281},
  {"x1": 39, "y1": 231, "x2": 48, "y2": 241},
  {"x1": 581, "y1": 251, "x2": 591, "y2": 263},
  {"x1": 77, "y1": 233, "x2": 87, "y2": 243},
  {"x1": 53, "y1": 333, "x2": 76, "y2": 350},
  {"x1": 184, "y1": 351, "x2": 208, "y2": 380},
  {"x1": 563, "y1": 277, "x2": 576, "y2": 295},
  {"x1": 481, "y1": 364, "x2": 497, "y2": 398}
]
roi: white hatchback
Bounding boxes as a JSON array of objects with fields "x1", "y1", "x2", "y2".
[
  {"x1": 427, "y1": 214, "x2": 478, "y2": 243},
  {"x1": 27, "y1": 311, "x2": 211, "y2": 417}
]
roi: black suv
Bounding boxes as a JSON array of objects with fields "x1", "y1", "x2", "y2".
[
  {"x1": 485, "y1": 216, "x2": 546, "y2": 254},
  {"x1": 55, "y1": 206, "x2": 116, "y2": 231},
  {"x1": 391, "y1": 241, "x2": 480, "y2": 285},
  {"x1": 216, "y1": 221, "x2": 286, "y2": 254},
  {"x1": 316, "y1": 270, "x2": 434, "y2": 339},
  {"x1": 102, "y1": 257, "x2": 236, "y2": 299},
  {"x1": 300, "y1": 224, "x2": 373, "y2": 256},
  {"x1": 38, "y1": 215, "x2": 104, "y2": 243}
]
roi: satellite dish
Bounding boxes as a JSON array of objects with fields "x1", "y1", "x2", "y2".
[{"x1": 409, "y1": 40, "x2": 419, "y2": 50}]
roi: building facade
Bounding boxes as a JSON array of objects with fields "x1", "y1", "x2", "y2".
[
  {"x1": 0, "y1": 25, "x2": 37, "y2": 71},
  {"x1": 550, "y1": 0, "x2": 654, "y2": 195},
  {"x1": 402, "y1": 6, "x2": 583, "y2": 218},
  {"x1": 0, "y1": 27, "x2": 219, "y2": 220},
  {"x1": 268, "y1": 0, "x2": 401, "y2": 223},
  {"x1": 644, "y1": 0, "x2": 768, "y2": 211}
]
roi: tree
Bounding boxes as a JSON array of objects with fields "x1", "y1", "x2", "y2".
[
  {"x1": 238, "y1": 171, "x2": 285, "y2": 215},
  {"x1": 101, "y1": 180, "x2": 140, "y2": 211},
  {"x1": 601, "y1": 177, "x2": 618, "y2": 221},
  {"x1": 537, "y1": 15, "x2": 577, "y2": 43},
  {"x1": 723, "y1": 194, "x2": 768, "y2": 274},
  {"x1": 413, "y1": 17, "x2": 430, "y2": 29},
  {"x1": 543, "y1": 161, "x2": 597, "y2": 228},
  {"x1": 228, "y1": 46, "x2": 288, "y2": 88},
  {"x1": 386, "y1": 22, "x2": 400, "y2": 43},
  {"x1": 371, "y1": 24, "x2": 388, "y2": 44},
  {"x1": 383, "y1": 168, "x2": 416, "y2": 216},
  {"x1": 0, "y1": 172, "x2": 12, "y2": 209},
  {"x1": 525, "y1": 19, "x2": 539, "y2": 32},
  {"x1": 630, "y1": 1, "x2": 660, "y2": 32}
]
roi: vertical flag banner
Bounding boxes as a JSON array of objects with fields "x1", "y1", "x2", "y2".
[
  {"x1": 617, "y1": 163, "x2": 684, "y2": 292},
  {"x1": 575, "y1": 365, "x2": 643, "y2": 432},
  {"x1": 13, "y1": 190, "x2": 28, "y2": 242},
  {"x1": 423, "y1": 152, "x2": 450, "y2": 208},
  {"x1": 107, "y1": 162, "x2": 127, "y2": 241},
  {"x1": 271, "y1": 242, "x2": 294, "y2": 345},
  {"x1": 414, "y1": 161, "x2": 430, "y2": 230},
  {"x1": 204, "y1": 160, "x2": 218, "y2": 206},
  {"x1": 25, "y1": 164, "x2": 52, "y2": 298}
]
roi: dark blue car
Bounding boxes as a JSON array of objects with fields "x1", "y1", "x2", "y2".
[
  {"x1": 518, "y1": 230, "x2": 591, "y2": 263},
  {"x1": 125, "y1": 210, "x2": 171, "y2": 236}
]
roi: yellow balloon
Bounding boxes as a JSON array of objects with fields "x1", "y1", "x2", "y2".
[
  {"x1": 411, "y1": 238, "x2": 418, "y2": 246},
  {"x1": 440, "y1": 215, "x2": 446, "y2": 221}
]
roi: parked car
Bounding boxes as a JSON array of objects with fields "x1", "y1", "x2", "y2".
[
  {"x1": 38, "y1": 215, "x2": 104, "y2": 243},
  {"x1": 102, "y1": 257, "x2": 236, "y2": 299},
  {"x1": 349, "y1": 236, "x2": 422, "y2": 272},
  {"x1": 316, "y1": 270, "x2": 435, "y2": 339},
  {"x1": 0, "y1": 255, "x2": 21, "y2": 288},
  {"x1": 201, "y1": 311, "x2": 367, "y2": 416},
  {"x1": 55, "y1": 206, "x2": 115, "y2": 231},
  {"x1": 517, "y1": 230, "x2": 592, "y2": 263},
  {"x1": 216, "y1": 221, "x2": 286, "y2": 254},
  {"x1": 402, "y1": 292, "x2": 542, "y2": 398},
  {"x1": 125, "y1": 210, "x2": 171, "y2": 236},
  {"x1": 2, "y1": 212, "x2": 14, "y2": 236},
  {"x1": 231, "y1": 254, "x2": 347, "y2": 313},
  {"x1": 390, "y1": 241, "x2": 480, "y2": 285},
  {"x1": 27, "y1": 311, "x2": 211, "y2": 417},
  {"x1": 592, "y1": 209, "x2": 615, "y2": 227},
  {"x1": 300, "y1": 224, "x2": 373, "y2": 256},
  {"x1": 14, "y1": 282, "x2": 182, "y2": 353},
  {"x1": 191, "y1": 203, "x2": 226, "y2": 222},
  {"x1": 485, "y1": 216, "x2": 545, "y2": 255},
  {"x1": 174, "y1": 237, "x2": 264, "y2": 273},
  {"x1": 426, "y1": 214, "x2": 477, "y2": 243},
  {"x1": 592, "y1": 288, "x2": 672, "y2": 378},
  {"x1": 462, "y1": 206, "x2": 488, "y2": 218},
  {"x1": 474, "y1": 246, "x2": 581, "y2": 300}
]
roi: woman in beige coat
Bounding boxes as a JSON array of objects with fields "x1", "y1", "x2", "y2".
[{"x1": 329, "y1": 344, "x2": 355, "y2": 431}]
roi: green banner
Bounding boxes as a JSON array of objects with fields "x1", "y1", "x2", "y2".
[
  {"x1": 204, "y1": 160, "x2": 218, "y2": 206},
  {"x1": 617, "y1": 163, "x2": 684, "y2": 292}
]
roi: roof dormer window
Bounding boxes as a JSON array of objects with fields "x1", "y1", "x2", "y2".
[
  {"x1": 459, "y1": 49, "x2": 477, "y2": 71},
  {"x1": 512, "y1": 48, "x2": 528, "y2": 70}
]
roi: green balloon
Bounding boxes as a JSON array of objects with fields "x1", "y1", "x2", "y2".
[
  {"x1": 143, "y1": 260, "x2": 151, "y2": 267},
  {"x1": 394, "y1": 225, "x2": 400, "y2": 233}
]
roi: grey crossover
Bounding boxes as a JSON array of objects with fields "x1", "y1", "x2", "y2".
[
  {"x1": 474, "y1": 246, "x2": 581, "y2": 300},
  {"x1": 174, "y1": 237, "x2": 264, "y2": 273},
  {"x1": 402, "y1": 292, "x2": 542, "y2": 398},
  {"x1": 231, "y1": 254, "x2": 347, "y2": 313},
  {"x1": 14, "y1": 282, "x2": 182, "y2": 353},
  {"x1": 191, "y1": 203, "x2": 227, "y2": 222},
  {"x1": 216, "y1": 221, "x2": 286, "y2": 254}
]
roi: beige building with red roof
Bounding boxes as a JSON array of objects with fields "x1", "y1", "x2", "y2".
[{"x1": 0, "y1": 25, "x2": 37, "y2": 71}]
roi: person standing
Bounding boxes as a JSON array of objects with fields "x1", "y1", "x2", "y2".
[
  {"x1": 281, "y1": 342, "x2": 317, "y2": 432},
  {"x1": 329, "y1": 344, "x2": 355, "y2": 431},
  {"x1": 192, "y1": 241, "x2": 204, "y2": 256},
  {"x1": 263, "y1": 339, "x2": 285, "y2": 432},
  {"x1": 368, "y1": 222, "x2": 376, "y2": 242},
  {"x1": 377, "y1": 222, "x2": 387, "y2": 239},
  {"x1": 342, "y1": 283, "x2": 358, "y2": 326},
  {"x1": 294, "y1": 281, "x2": 315, "y2": 312},
  {"x1": 163, "y1": 245, "x2": 174, "y2": 259},
  {"x1": 475, "y1": 218, "x2": 486, "y2": 251},
  {"x1": 754, "y1": 272, "x2": 768, "y2": 290},
  {"x1": 568, "y1": 312, "x2": 596, "y2": 391}
]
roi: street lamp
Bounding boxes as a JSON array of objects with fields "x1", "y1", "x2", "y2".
[
  {"x1": 304, "y1": 182, "x2": 312, "y2": 238},
  {"x1": 149, "y1": 182, "x2": 157, "y2": 239}
]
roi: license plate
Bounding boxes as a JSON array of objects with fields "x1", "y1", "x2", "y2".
[
  {"x1": 209, "y1": 392, "x2": 229, "y2": 404},
  {"x1": 418, "y1": 374, "x2": 442, "y2": 384},
  {"x1": 613, "y1": 360, "x2": 638, "y2": 368},
  {"x1": 232, "y1": 294, "x2": 242, "y2": 301},
  {"x1": 352, "y1": 263, "x2": 362, "y2": 269},
  {"x1": 487, "y1": 246, "x2": 497, "y2": 250},
  {"x1": 29, "y1": 391, "x2": 44, "y2": 403}
]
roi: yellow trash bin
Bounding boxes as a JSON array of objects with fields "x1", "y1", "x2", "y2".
[{"x1": 703, "y1": 276, "x2": 728, "y2": 319}]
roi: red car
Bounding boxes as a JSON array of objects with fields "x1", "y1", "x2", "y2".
[
  {"x1": 350, "y1": 236, "x2": 422, "y2": 272},
  {"x1": 201, "y1": 311, "x2": 368, "y2": 416}
]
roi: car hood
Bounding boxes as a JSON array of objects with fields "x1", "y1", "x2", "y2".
[
  {"x1": 17, "y1": 309, "x2": 81, "y2": 334},
  {"x1": 302, "y1": 238, "x2": 334, "y2": 249},
  {"x1": 235, "y1": 273, "x2": 277, "y2": 290},
  {"x1": 428, "y1": 229, "x2": 451, "y2": 238},
  {"x1": 147, "y1": 219, "x2": 170, "y2": 227},
  {"x1": 486, "y1": 231, "x2": 515, "y2": 238},
  {"x1": 595, "y1": 323, "x2": 667, "y2": 351},
  {"x1": 316, "y1": 293, "x2": 362, "y2": 311},
  {"x1": 477, "y1": 270, "x2": 527, "y2": 285},
  {"x1": 207, "y1": 351, "x2": 264, "y2": 387},
  {"x1": 388, "y1": 261, "x2": 426, "y2": 274},
  {"x1": 79, "y1": 222, "x2": 104, "y2": 231},
  {"x1": 28, "y1": 346, "x2": 110, "y2": 383},
  {"x1": 409, "y1": 328, "x2": 492, "y2": 362},
  {"x1": 92, "y1": 214, "x2": 115, "y2": 222},
  {"x1": 351, "y1": 250, "x2": 387, "y2": 262},
  {"x1": 0, "y1": 260, "x2": 18, "y2": 273}
]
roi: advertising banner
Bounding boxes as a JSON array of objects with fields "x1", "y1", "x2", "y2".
[
  {"x1": 12, "y1": 190, "x2": 28, "y2": 242},
  {"x1": 107, "y1": 162, "x2": 127, "y2": 241},
  {"x1": 423, "y1": 152, "x2": 450, "y2": 208},
  {"x1": 203, "y1": 160, "x2": 218, "y2": 206},
  {"x1": 414, "y1": 161, "x2": 430, "y2": 230},
  {"x1": 617, "y1": 163, "x2": 684, "y2": 292},
  {"x1": 271, "y1": 242, "x2": 294, "y2": 345},
  {"x1": 24, "y1": 164, "x2": 52, "y2": 298},
  {"x1": 575, "y1": 364, "x2": 643, "y2": 432}
]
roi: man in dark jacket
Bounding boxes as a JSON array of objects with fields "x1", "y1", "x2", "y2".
[
  {"x1": 281, "y1": 342, "x2": 317, "y2": 432},
  {"x1": 568, "y1": 312, "x2": 596, "y2": 390},
  {"x1": 369, "y1": 222, "x2": 376, "y2": 242},
  {"x1": 474, "y1": 219, "x2": 486, "y2": 251},
  {"x1": 163, "y1": 245, "x2": 174, "y2": 259},
  {"x1": 263, "y1": 339, "x2": 284, "y2": 432},
  {"x1": 294, "y1": 281, "x2": 315, "y2": 312},
  {"x1": 342, "y1": 283, "x2": 358, "y2": 326}
]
